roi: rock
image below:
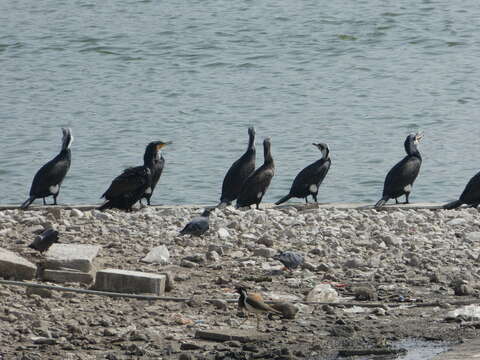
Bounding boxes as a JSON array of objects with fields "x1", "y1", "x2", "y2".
[
  {"x1": 253, "y1": 247, "x2": 277, "y2": 258},
  {"x1": 159, "y1": 271, "x2": 175, "y2": 291},
  {"x1": 446, "y1": 304, "x2": 480, "y2": 321},
  {"x1": 179, "y1": 353, "x2": 195, "y2": 360},
  {"x1": 466, "y1": 232, "x2": 480, "y2": 242},
  {"x1": 42, "y1": 269, "x2": 94, "y2": 284},
  {"x1": 181, "y1": 259, "x2": 199, "y2": 268},
  {"x1": 70, "y1": 209, "x2": 84, "y2": 218},
  {"x1": 354, "y1": 286, "x2": 378, "y2": 301},
  {"x1": 95, "y1": 269, "x2": 166, "y2": 295},
  {"x1": 257, "y1": 236, "x2": 274, "y2": 247},
  {"x1": 218, "y1": 228, "x2": 230, "y2": 240},
  {"x1": 206, "y1": 251, "x2": 220, "y2": 262},
  {"x1": 343, "y1": 257, "x2": 364, "y2": 269},
  {"x1": 306, "y1": 284, "x2": 339, "y2": 302},
  {"x1": 451, "y1": 279, "x2": 474, "y2": 296},
  {"x1": 195, "y1": 328, "x2": 270, "y2": 343},
  {"x1": 270, "y1": 302, "x2": 299, "y2": 319},
  {"x1": 209, "y1": 299, "x2": 228, "y2": 310},
  {"x1": 142, "y1": 245, "x2": 170, "y2": 265},
  {"x1": 180, "y1": 342, "x2": 203, "y2": 350},
  {"x1": 26, "y1": 287, "x2": 52, "y2": 298},
  {"x1": 31, "y1": 336, "x2": 56, "y2": 345},
  {"x1": 447, "y1": 218, "x2": 466, "y2": 226},
  {"x1": 208, "y1": 244, "x2": 224, "y2": 255},
  {"x1": 0, "y1": 247, "x2": 37, "y2": 280},
  {"x1": 44, "y1": 244, "x2": 101, "y2": 273},
  {"x1": 183, "y1": 254, "x2": 205, "y2": 264}
]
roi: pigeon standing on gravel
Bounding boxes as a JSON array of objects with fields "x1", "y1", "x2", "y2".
[
  {"x1": 29, "y1": 229, "x2": 59, "y2": 253},
  {"x1": 179, "y1": 208, "x2": 213, "y2": 237},
  {"x1": 273, "y1": 251, "x2": 304, "y2": 271}
]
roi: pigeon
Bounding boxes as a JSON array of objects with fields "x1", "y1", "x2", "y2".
[
  {"x1": 29, "y1": 229, "x2": 59, "y2": 253},
  {"x1": 273, "y1": 251, "x2": 304, "y2": 271},
  {"x1": 179, "y1": 208, "x2": 213, "y2": 237}
]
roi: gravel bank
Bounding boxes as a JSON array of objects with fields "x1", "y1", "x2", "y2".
[{"x1": 1, "y1": 204, "x2": 480, "y2": 359}]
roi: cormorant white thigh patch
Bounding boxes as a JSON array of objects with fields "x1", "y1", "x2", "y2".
[
  {"x1": 145, "y1": 187, "x2": 152, "y2": 194},
  {"x1": 257, "y1": 192, "x2": 263, "y2": 199},
  {"x1": 49, "y1": 185, "x2": 59, "y2": 194},
  {"x1": 404, "y1": 184, "x2": 412, "y2": 192},
  {"x1": 309, "y1": 184, "x2": 318, "y2": 193}
]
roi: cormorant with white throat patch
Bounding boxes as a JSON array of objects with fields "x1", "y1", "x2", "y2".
[
  {"x1": 276, "y1": 142, "x2": 331, "y2": 205},
  {"x1": 375, "y1": 132, "x2": 423, "y2": 208},
  {"x1": 21, "y1": 128, "x2": 73, "y2": 209}
]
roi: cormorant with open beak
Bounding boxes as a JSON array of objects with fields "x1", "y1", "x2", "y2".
[
  {"x1": 276, "y1": 142, "x2": 331, "y2": 205},
  {"x1": 375, "y1": 132, "x2": 423, "y2": 208},
  {"x1": 444, "y1": 171, "x2": 480, "y2": 209},
  {"x1": 140, "y1": 141, "x2": 171, "y2": 205},
  {"x1": 236, "y1": 138, "x2": 274, "y2": 209},
  {"x1": 99, "y1": 141, "x2": 171, "y2": 211},
  {"x1": 219, "y1": 127, "x2": 256, "y2": 206},
  {"x1": 21, "y1": 128, "x2": 73, "y2": 209}
]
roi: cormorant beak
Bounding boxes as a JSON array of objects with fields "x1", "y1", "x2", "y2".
[
  {"x1": 414, "y1": 132, "x2": 424, "y2": 144},
  {"x1": 156, "y1": 141, "x2": 172, "y2": 150}
]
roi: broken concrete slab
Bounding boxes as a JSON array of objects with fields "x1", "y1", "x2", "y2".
[
  {"x1": 44, "y1": 244, "x2": 101, "y2": 273},
  {"x1": 195, "y1": 329, "x2": 271, "y2": 343},
  {"x1": 42, "y1": 269, "x2": 94, "y2": 284},
  {"x1": 94, "y1": 269, "x2": 166, "y2": 295},
  {"x1": 0, "y1": 248, "x2": 37, "y2": 280}
]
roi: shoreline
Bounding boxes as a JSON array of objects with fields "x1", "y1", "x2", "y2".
[{"x1": 0, "y1": 203, "x2": 479, "y2": 359}]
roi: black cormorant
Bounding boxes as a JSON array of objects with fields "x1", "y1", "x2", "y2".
[
  {"x1": 219, "y1": 127, "x2": 256, "y2": 205},
  {"x1": 20, "y1": 128, "x2": 73, "y2": 209},
  {"x1": 375, "y1": 132, "x2": 423, "y2": 208},
  {"x1": 275, "y1": 143, "x2": 331, "y2": 205},
  {"x1": 236, "y1": 137, "x2": 274, "y2": 209},
  {"x1": 140, "y1": 141, "x2": 171, "y2": 205},
  {"x1": 179, "y1": 208, "x2": 213, "y2": 236},
  {"x1": 444, "y1": 171, "x2": 480, "y2": 209},
  {"x1": 99, "y1": 141, "x2": 169, "y2": 211},
  {"x1": 29, "y1": 229, "x2": 59, "y2": 253}
]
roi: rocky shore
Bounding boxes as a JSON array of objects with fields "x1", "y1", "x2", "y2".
[{"x1": 1, "y1": 203, "x2": 480, "y2": 359}]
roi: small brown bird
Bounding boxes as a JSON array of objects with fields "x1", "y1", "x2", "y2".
[
  {"x1": 235, "y1": 286, "x2": 281, "y2": 330},
  {"x1": 29, "y1": 229, "x2": 59, "y2": 253}
]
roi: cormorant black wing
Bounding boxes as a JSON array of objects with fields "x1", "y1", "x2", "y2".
[
  {"x1": 102, "y1": 166, "x2": 151, "y2": 200},
  {"x1": 30, "y1": 154, "x2": 71, "y2": 197},
  {"x1": 460, "y1": 172, "x2": 480, "y2": 204},
  {"x1": 221, "y1": 150, "x2": 256, "y2": 203},
  {"x1": 382, "y1": 156, "x2": 421, "y2": 198},
  {"x1": 237, "y1": 166, "x2": 274, "y2": 207}
]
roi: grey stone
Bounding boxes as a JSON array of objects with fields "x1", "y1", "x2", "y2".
[
  {"x1": 206, "y1": 251, "x2": 220, "y2": 262},
  {"x1": 217, "y1": 228, "x2": 230, "y2": 240},
  {"x1": 0, "y1": 247, "x2": 37, "y2": 280},
  {"x1": 195, "y1": 328, "x2": 271, "y2": 343},
  {"x1": 209, "y1": 299, "x2": 228, "y2": 310},
  {"x1": 183, "y1": 254, "x2": 205, "y2": 264},
  {"x1": 26, "y1": 287, "x2": 52, "y2": 298},
  {"x1": 42, "y1": 269, "x2": 94, "y2": 284},
  {"x1": 95, "y1": 269, "x2": 166, "y2": 295},
  {"x1": 44, "y1": 244, "x2": 101, "y2": 273},
  {"x1": 306, "y1": 284, "x2": 339, "y2": 302},
  {"x1": 141, "y1": 245, "x2": 170, "y2": 265},
  {"x1": 70, "y1": 209, "x2": 84, "y2": 218},
  {"x1": 181, "y1": 259, "x2": 199, "y2": 268},
  {"x1": 31, "y1": 336, "x2": 56, "y2": 345},
  {"x1": 253, "y1": 247, "x2": 277, "y2": 258}
]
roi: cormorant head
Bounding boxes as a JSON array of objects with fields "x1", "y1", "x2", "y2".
[
  {"x1": 404, "y1": 132, "x2": 423, "y2": 154},
  {"x1": 248, "y1": 127, "x2": 255, "y2": 137},
  {"x1": 263, "y1": 137, "x2": 273, "y2": 162},
  {"x1": 312, "y1": 143, "x2": 330, "y2": 159},
  {"x1": 61, "y1": 128, "x2": 73, "y2": 150},
  {"x1": 144, "y1": 141, "x2": 172, "y2": 163}
]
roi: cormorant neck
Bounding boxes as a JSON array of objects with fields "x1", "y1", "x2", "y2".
[
  {"x1": 405, "y1": 141, "x2": 421, "y2": 158},
  {"x1": 144, "y1": 149, "x2": 158, "y2": 167},
  {"x1": 264, "y1": 143, "x2": 273, "y2": 165},
  {"x1": 322, "y1": 148, "x2": 330, "y2": 160},
  {"x1": 247, "y1": 133, "x2": 255, "y2": 151}
]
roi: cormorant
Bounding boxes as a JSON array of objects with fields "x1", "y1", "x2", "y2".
[
  {"x1": 99, "y1": 141, "x2": 169, "y2": 211},
  {"x1": 29, "y1": 229, "x2": 59, "y2": 253},
  {"x1": 375, "y1": 132, "x2": 423, "y2": 208},
  {"x1": 21, "y1": 128, "x2": 73, "y2": 209},
  {"x1": 236, "y1": 138, "x2": 274, "y2": 209},
  {"x1": 444, "y1": 171, "x2": 480, "y2": 209},
  {"x1": 179, "y1": 208, "x2": 213, "y2": 237},
  {"x1": 219, "y1": 127, "x2": 256, "y2": 205},
  {"x1": 235, "y1": 286, "x2": 281, "y2": 330},
  {"x1": 140, "y1": 141, "x2": 171, "y2": 205},
  {"x1": 275, "y1": 143, "x2": 331, "y2": 205},
  {"x1": 273, "y1": 251, "x2": 305, "y2": 271}
]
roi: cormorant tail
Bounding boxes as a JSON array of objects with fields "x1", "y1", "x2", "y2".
[
  {"x1": 20, "y1": 197, "x2": 35, "y2": 210},
  {"x1": 97, "y1": 201, "x2": 112, "y2": 211},
  {"x1": 444, "y1": 200, "x2": 462, "y2": 210},
  {"x1": 374, "y1": 197, "x2": 388, "y2": 209},
  {"x1": 275, "y1": 194, "x2": 292, "y2": 205}
]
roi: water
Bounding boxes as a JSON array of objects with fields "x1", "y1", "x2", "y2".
[{"x1": 2, "y1": 0, "x2": 480, "y2": 206}]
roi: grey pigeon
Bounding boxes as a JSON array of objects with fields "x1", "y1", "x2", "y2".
[
  {"x1": 179, "y1": 208, "x2": 213, "y2": 237},
  {"x1": 273, "y1": 251, "x2": 304, "y2": 271},
  {"x1": 29, "y1": 229, "x2": 59, "y2": 253}
]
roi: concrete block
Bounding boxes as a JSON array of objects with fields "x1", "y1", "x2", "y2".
[
  {"x1": 195, "y1": 329, "x2": 270, "y2": 343},
  {"x1": 42, "y1": 269, "x2": 94, "y2": 284},
  {"x1": 0, "y1": 248, "x2": 37, "y2": 280},
  {"x1": 94, "y1": 269, "x2": 166, "y2": 295},
  {"x1": 44, "y1": 244, "x2": 101, "y2": 273}
]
